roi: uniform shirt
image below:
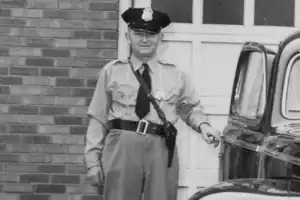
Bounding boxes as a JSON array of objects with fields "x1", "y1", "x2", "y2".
[{"x1": 84, "y1": 55, "x2": 209, "y2": 169}]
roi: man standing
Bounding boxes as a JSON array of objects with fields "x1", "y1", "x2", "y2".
[{"x1": 84, "y1": 7, "x2": 220, "y2": 200}]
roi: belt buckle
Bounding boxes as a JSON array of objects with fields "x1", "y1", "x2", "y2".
[{"x1": 136, "y1": 119, "x2": 149, "y2": 135}]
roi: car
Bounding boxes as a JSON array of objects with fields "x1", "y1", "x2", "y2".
[{"x1": 189, "y1": 30, "x2": 300, "y2": 199}]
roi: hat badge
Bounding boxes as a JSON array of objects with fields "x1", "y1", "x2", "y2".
[{"x1": 141, "y1": 7, "x2": 153, "y2": 21}]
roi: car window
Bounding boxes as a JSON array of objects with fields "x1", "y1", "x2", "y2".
[
  {"x1": 285, "y1": 57, "x2": 300, "y2": 118},
  {"x1": 234, "y1": 52, "x2": 267, "y2": 120}
]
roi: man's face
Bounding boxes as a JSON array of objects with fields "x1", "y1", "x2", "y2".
[{"x1": 126, "y1": 29, "x2": 163, "y2": 58}]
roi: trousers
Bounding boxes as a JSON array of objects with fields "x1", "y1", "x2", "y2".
[{"x1": 101, "y1": 129, "x2": 179, "y2": 200}]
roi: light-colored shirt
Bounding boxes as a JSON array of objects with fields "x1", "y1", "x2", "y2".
[{"x1": 84, "y1": 55, "x2": 209, "y2": 169}]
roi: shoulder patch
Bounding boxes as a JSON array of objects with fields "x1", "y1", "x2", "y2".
[{"x1": 158, "y1": 59, "x2": 176, "y2": 67}]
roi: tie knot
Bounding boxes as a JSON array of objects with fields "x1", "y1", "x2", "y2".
[{"x1": 142, "y1": 63, "x2": 149, "y2": 70}]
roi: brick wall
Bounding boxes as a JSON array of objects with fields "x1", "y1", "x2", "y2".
[{"x1": 0, "y1": 0, "x2": 118, "y2": 199}]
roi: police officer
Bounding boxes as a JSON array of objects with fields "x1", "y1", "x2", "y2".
[{"x1": 84, "y1": 7, "x2": 221, "y2": 200}]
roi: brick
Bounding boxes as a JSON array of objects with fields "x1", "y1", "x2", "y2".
[
  {"x1": 9, "y1": 124, "x2": 37, "y2": 133},
  {"x1": 70, "y1": 68, "x2": 99, "y2": 78},
  {"x1": 0, "y1": 173, "x2": 18, "y2": 182},
  {"x1": 106, "y1": 11, "x2": 117, "y2": 20},
  {"x1": 0, "y1": 76, "x2": 22, "y2": 85},
  {"x1": 0, "y1": 47, "x2": 9, "y2": 56},
  {"x1": 88, "y1": 2, "x2": 116, "y2": 11},
  {"x1": 39, "y1": 106, "x2": 69, "y2": 115},
  {"x1": 72, "y1": 30, "x2": 102, "y2": 39},
  {"x1": 0, "y1": 154, "x2": 19, "y2": 163},
  {"x1": 38, "y1": 125, "x2": 69, "y2": 134},
  {"x1": 56, "y1": 78, "x2": 84, "y2": 87},
  {"x1": 22, "y1": 76, "x2": 54, "y2": 86},
  {"x1": 0, "y1": 144, "x2": 5, "y2": 151},
  {"x1": 69, "y1": 107, "x2": 87, "y2": 115},
  {"x1": 20, "y1": 194, "x2": 50, "y2": 200},
  {"x1": 87, "y1": 40, "x2": 117, "y2": 49},
  {"x1": 86, "y1": 20, "x2": 117, "y2": 30},
  {"x1": 86, "y1": 79, "x2": 97, "y2": 87},
  {"x1": 0, "y1": 67, "x2": 8, "y2": 75},
  {"x1": 59, "y1": 0, "x2": 82, "y2": 9},
  {"x1": 0, "y1": 0, "x2": 28, "y2": 8},
  {"x1": 35, "y1": 184, "x2": 66, "y2": 193},
  {"x1": 9, "y1": 47, "x2": 41, "y2": 56},
  {"x1": 9, "y1": 105, "x2": 39, "y2": 115},
  {"x1": 0, "y1": 9, "x2": 11, "y2": 16},
  {"x1": 10, "y1": 67, "x2": 39, "y2": 76},
  {"x1": 41, "y1": 68, "x2": 69, "y2": 77},
  {"x1": 43, "y1": 10, "x2": 107, "y2": 20},
  {"x1": 8, "y1": 95, "x2": 55, "y2": 105},
  {"x1": 42, "y1": 49, "x2": 70, "y2": 57},
  {"x1": 28, "y1": 0, "x2": 58, "y2": 8},
  {"x1": 45, "y1": 87, "x2": 71, "y2": 97},
  {"x1": 103, "y1": 31, "x2": 118, "y2": 40},
  {"x1": 59, "y1": 19, "x2": 86, "y2": 29},
  {"x1": 0, "y1": 135, "x2": 20, "y2": 143},
  {"x1": 10, "y1": 85, "x2": 46, "y2": 95},
  {"x1": 54, "y1": 39, "x2": 86, "y2": 48},
  {"x1": 48, "y1": 195, "x2": 69, "y2": 200},
  {"x1": 20, "y1": 154, "x2": 51, "y2": 163},
  {"x1": 25, "y1": 57, "x2": 54, "y2": 67},
  {"x1": 0, "y1": 36, "x2": 23, "y2": 46},
  {"x1": 0, "y1": 114, "x2": 50, "y2": 124},
  {"x1": 0, "y1": 18, "x2": 26, "y2": 27},
  {"x1": 52, "y1": 135, "x2": 84, "y2": 145},
  {"x1": 54, "y1": 97, "x2": 85, "y2": 106},
  {"x1": 11, "y1": 8, "x2": 43, "y2": 18},
  {"x1": 6, "y1": 164, "x2": 38, "y2": 173},
  {"x1": 40, "y1": 144, "x2": 69, "y2": 154},
  {"x1": 71, "y1": 88, "x2": 94, "y2": 97},
  {"x1": 0, "y1": 164, "x2": 4, "y2": 171},
  {"x1": 0, "y1": 56, "x2": 25, "y2": 65},
  {"x1": 67, "y1": 184, "x2": 94, "y2": 194},
  {"x1": 69, "y1": 145, "x2": 84, "y2": 154},
  {"x1": 52, "y1": 154, "x2": 83, "y2": 164},
  {"x1": 0, "y1": 124, "x2": 7, "y2": 132},
  {"x1": 21, "y1": 135, "x2": 52, "y2": 144},
  {"x1": 26, "y1": 18, "x2": 58, "y2": 28},
  {"x1": 67, "y1": 164, "x2": 85, "y2": 174},
  {"x1": 68, "y1": 194, "x2": 82, "y2": 200},
  {"x1": 5, "y1": 143, "x2": 38, "y2": 153},
  {"x1": 25, "y1": 38, "x2": 53, "y2": 47},
  {"x1": 56, "y1": 58, "x2": 87, "y2": 68},
  {"x1": 0, "y1": 104, "x2": 9, "y2": 113},
  {"x1": 0, "y1": 194, "x2": 18, "y2": 200},
  {"x1": 51, "y1": 175, "x2": 80, "y2": 184},
  {"x1": 54, "y1": 116, "x2": 83, "y2": 125},
  {"x1": 82, "y1": 195, "x2": 100, "y2": 200},
  {"x1": 9, "y1": 27, "x2": 72, "y2": 38},
  {"x1": 3, "y1": 183, "x2": 34, "y2": 193},
  {"x1": 38, "y1": 164, "x2": 65, "y2": 174}
]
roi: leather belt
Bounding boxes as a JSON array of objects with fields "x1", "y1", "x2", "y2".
[{"x1": 108, "y1": 119, "x2": 165, "y2": 137}]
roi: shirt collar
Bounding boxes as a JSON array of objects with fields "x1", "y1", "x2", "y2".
[{"x1": 130, "y1": 54, "x2": 158, "y2": 73}]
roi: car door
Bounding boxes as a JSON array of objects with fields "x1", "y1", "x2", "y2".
[{"x1": 219, "y1": 42, "x2": 276, "y2": 181}]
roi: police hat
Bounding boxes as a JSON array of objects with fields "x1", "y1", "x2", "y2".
[{"x1": 121, "y1": 7, "x2": 171, "y2": 34}]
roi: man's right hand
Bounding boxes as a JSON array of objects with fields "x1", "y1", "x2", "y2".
[{"x1": 86, "y1": 166, "x2": 104, "y2": 186}]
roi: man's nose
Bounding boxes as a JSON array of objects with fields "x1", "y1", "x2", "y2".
[{"x1": 142, "y1": 34, "x2": 148, "y2": 42}]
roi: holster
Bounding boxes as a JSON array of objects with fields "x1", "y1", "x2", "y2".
[{"x1": 163, "y1": 121, "x2": 178, "y2": 168}]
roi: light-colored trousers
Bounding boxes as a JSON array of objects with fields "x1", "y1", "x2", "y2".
[{"x1": 101, "y1": 129, "x2": 179, "y2": 200}]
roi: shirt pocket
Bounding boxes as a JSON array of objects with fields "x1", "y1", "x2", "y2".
[
  {"x1": 155, "y1": 87, "x2": 180, "y2": 105},
  {"x1": 109, "y1": 82, "x2": 137, "y2": 106}
]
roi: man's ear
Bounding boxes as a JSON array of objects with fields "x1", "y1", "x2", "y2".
[{"x1": 159, "y1": 32, "x2": 164, "y2": 42}]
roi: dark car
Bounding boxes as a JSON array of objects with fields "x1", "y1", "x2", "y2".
[{"x1": 189, "y1": 30, "x2": 300, "y2": 199}]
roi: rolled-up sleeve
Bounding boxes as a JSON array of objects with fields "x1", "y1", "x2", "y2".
[
  {"x1": 84, "y1": 66, "x2": 111, "y2": 170},
  {"x1": 176, "y1": 71, "x2": 209, "y2": 132}
]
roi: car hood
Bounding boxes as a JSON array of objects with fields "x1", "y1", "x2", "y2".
[{"x1": 188, "y1": 178, "x2": 291, "y2": 200}]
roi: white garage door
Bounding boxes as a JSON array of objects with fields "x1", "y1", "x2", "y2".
[{"x1": 118, "y1": 0, "x2": 300, "y2": 198}]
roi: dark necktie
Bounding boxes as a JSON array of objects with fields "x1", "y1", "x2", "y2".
[{"x1": 135, "y1": 63, "x2": 151, "y2": 119}]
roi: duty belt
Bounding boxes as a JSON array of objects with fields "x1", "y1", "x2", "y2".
[{"x1": 108, "y1": 119, "x2": 165, "y2": 137}]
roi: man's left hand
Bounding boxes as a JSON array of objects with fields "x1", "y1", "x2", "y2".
[{"x1": 199, "y1": 123, "x2": 221, "y2": 148}]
